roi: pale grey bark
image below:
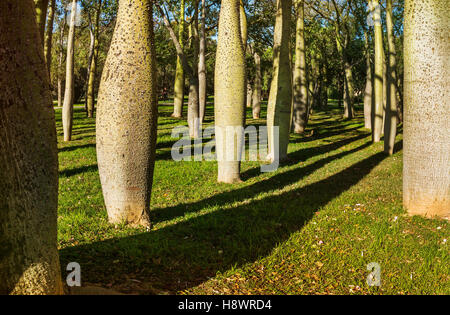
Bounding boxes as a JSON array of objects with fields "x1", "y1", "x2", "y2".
[
  {"x1": 62, "y1": 0, "x2": 77, "y2": 142},
  {"x1": 96, "y1": 0, "x2": 157, "y2": 226},
  {"x1": 403, "y1": 0, "x2": 449, "y2": 218}
]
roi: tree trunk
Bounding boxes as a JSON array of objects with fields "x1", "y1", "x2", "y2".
[
  {"x1": 247, "y1": 82, "x2": 253, "y2": 108},
  {"x1": 43, "y1": 0, "x2": 55, "y2": 76},
  {"x1": 87, "y1": 0, "x2": 102, "y2": 118},
  {"x1": 198, "y1": 0, "x2": 207, "y2": 123},
  {"x1": 383, "y1": 0, "x2": 398, "y2": 155},
  {"x1": 240, "y1": 0, "x2": 248, "y2": 124},
  {"x1": 292, "y1": 0, "x2": 308, "y2": 134},
  {"x1": 215, "y1": 0, "x2": 246, "y2": 183},
  {"x1": 267, "y1": 0, "x2": 292, "y2": 162},
  {"x1": 96, "y1": 0, "x2": 157, "y2": 227},
  {"x1": 188, "y1": 0, "x2": 200, "y2": 138},
  {"x1": 62, "y1": 0, "x2": 77, "y2": 142},
  {"x1": 0, "y1": 0, "x2": 62, "y2": 295},
  {"x1": 172, "y1": 0, "x2": 186, "y2": 118},
  {"x1": 57, "y1": 11, "x2": 66, "y2": 109},
  {"x1": 252, "y1": 51, "x2": 262, "y2": 119},
  {"x1": 34, "y1": 0, "x2": 49, "y2": 45},
  {"x1": 403, "y1": 0, "x2": 449, "y2": 218},
  {"x1": 363, "y1": 29, "x2": 373, "y2": 130},
  {"x1": 371, "y1": 0, "x2": 384, "y2": 143}
]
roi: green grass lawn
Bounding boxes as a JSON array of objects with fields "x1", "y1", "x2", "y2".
[{"x1": 56, "y1": 101, "x2": 449, "y2": 295}]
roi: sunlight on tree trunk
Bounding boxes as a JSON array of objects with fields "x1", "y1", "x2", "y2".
[
  {"x1": 96, "y1": 0, "x2": 157, "y2": 227},
  {"x1": 215, "y1": 0, "x2": 246, "y2": 183},
  {"x1": 172, "y1": 0, "x2": 186, "y2": 118},
  {"x1": 62, "y1": 0, "x2": 77, "y2": 142},
  {"x1": 292, "y1": 0, "x2": 308, "y2": 134},
  {"x1": 371, "y1": 0, "x2": 384, "y2": 143},
  {"x1": 383, "y1": 0, "x2": 398, "y2": 155},
  {"x1": 403, "y1": 0, "x2": 450, "y2": 219},
  {"x1": 43, "y1": 0, "x2": 55, "y2": 76},
  {"x1": 87, "y1": 0, "x2": 102, "y2": 119},
  {"x1": 267, "y1": 0, "x2": 292, "y2": 162},
  {"x1": 198, "y1": 0, "x2": 207, "y2": 123},
  {"x1": 188, "y1": 0, "x2": 200, "y2": 138},
  {"x1": 34, "y1": 0, "x2": 49, "y2": 45},
  {"x1": 252, "y1": 50, "x2": 262, "y2": 119},
  {"x1": 363, "y1": 29, "x2": 373, "y2": 130},
  {"x1": 0, "y1": 0, "x2": 62, "y2": 295}
]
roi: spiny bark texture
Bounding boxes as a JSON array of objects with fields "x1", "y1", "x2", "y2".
[
  {"x1": 96, "y1": 0, "x2": 157, "y2": 226},
  {"x1": 0, "y1": 0, "x2": 62, "y2": 295},
  {"x1": 292, "y1": 0, "x2": 308, "y2": 134},
  {"x1": 403, "y1": 0, "x2": 450, "y2": 218},
  {"x1": 371, "y1": 0, "x2": 384, "y2": 142},
  {"x1": 44, "y1": 0, "x2": 55, "y2": 76},
  {"x1": 383, "y1": 0, "x2": 398, "y2": 155},
  {"x1": 172, "y1": 0, "x2": 186, "y2": 118},
  {"x1": 240, "y1": 0, "x2": 249, "y2": 121},
  {"x1": 215, "y1": 0, "x2": 246, "y2": 183},
  {"x1": 267, "y1": 0, "x2": 293, "y2": 162},
  {"x1": 62, "y1": 0, "x2": 77, "y2": 142}
]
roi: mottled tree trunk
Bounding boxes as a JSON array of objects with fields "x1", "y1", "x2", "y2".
[
  {"x1": 383, "y1": 0, "x2": 398, "y2": 155},
  {"x1": 62, "y1": 0, "x2": 77, "y2": 142},
  {"x1": 34, "y1": 0, "x2": 49, "y2": 45},
  {"x1": 43, "y1": 0, "x2": 55, "y2": 76},
  {"x1": 96, "y1": 0, "x2": 157, "y2": 227},
  {"x1": 198, "y1": 0, "x2": 207, "y2": 123},
  {"x1": 87, "y1": 0, "x2": 102, "y2": 118},
  {"x1": 0, "y1": 0, "x2": 62, "y2": 295},
  {"x1": 267, "y1": 0, "x2": 292, "y2": 162},
  {"x1": 172, "y1": 0, "x2": 186, "y2": 118},
  {"x1": 252, "y1": 50, "x2": 262, "y2": 119},
  {"x1": 215, "y1": 0, "x2": 246, "y2": 183},
  {"x1": 292, "y1": 0, "x2": 308, "y2": 134},
  {"x1": 403, "y1": 0, "x2": 449, "y2": 218},
  {"x1": 371, "y1": 0, "x2": 384, "y2": 143}
]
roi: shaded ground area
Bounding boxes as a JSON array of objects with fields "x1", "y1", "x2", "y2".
[{"x1": 56, "y1": 101, "x2": 449, "y2": 295}]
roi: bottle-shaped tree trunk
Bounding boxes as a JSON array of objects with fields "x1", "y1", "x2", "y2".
[
  {"x1": 371, "y1": 0, "x2": 384, "y2": 143},
  {"x1": 383, "y1": 0, "x2": 398, "y2": 155},
  {"x1": 403, "y1": 0, "x2": 449, "y2": 218},
  {"x1": 292, "y1": 0, "x2": 308, "y2": 134},
  {"x1": 172, "y1": 0, "x2": 186, "y2": 118},
  {"x1": 96, "y1": 0, "x2": 157, "y2": 227},
  {"x1": 62, "y1": 0, "x2": 77, "y2": 142},
  {"x1": 215, "y1": 0, "x2": 246, "y2": 183},
  {"x1": 0, "y1": 0, "x2": 62, "y2": 294},
  {"x1": 267, "y1": 0, "x2": 292, "y2": 162}
]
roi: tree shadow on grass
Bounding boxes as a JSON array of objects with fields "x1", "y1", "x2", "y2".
[
  {"x1": 59, "y1": 141, "x2": 401, "y2": 294},
  {"x1": 152, "y1": 132, "x2": 372, "y2": 223}
]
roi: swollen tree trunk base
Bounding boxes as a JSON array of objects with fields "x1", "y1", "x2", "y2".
[{"x1": 96, "y1": 0, "x2": 157, "y2": 228}]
